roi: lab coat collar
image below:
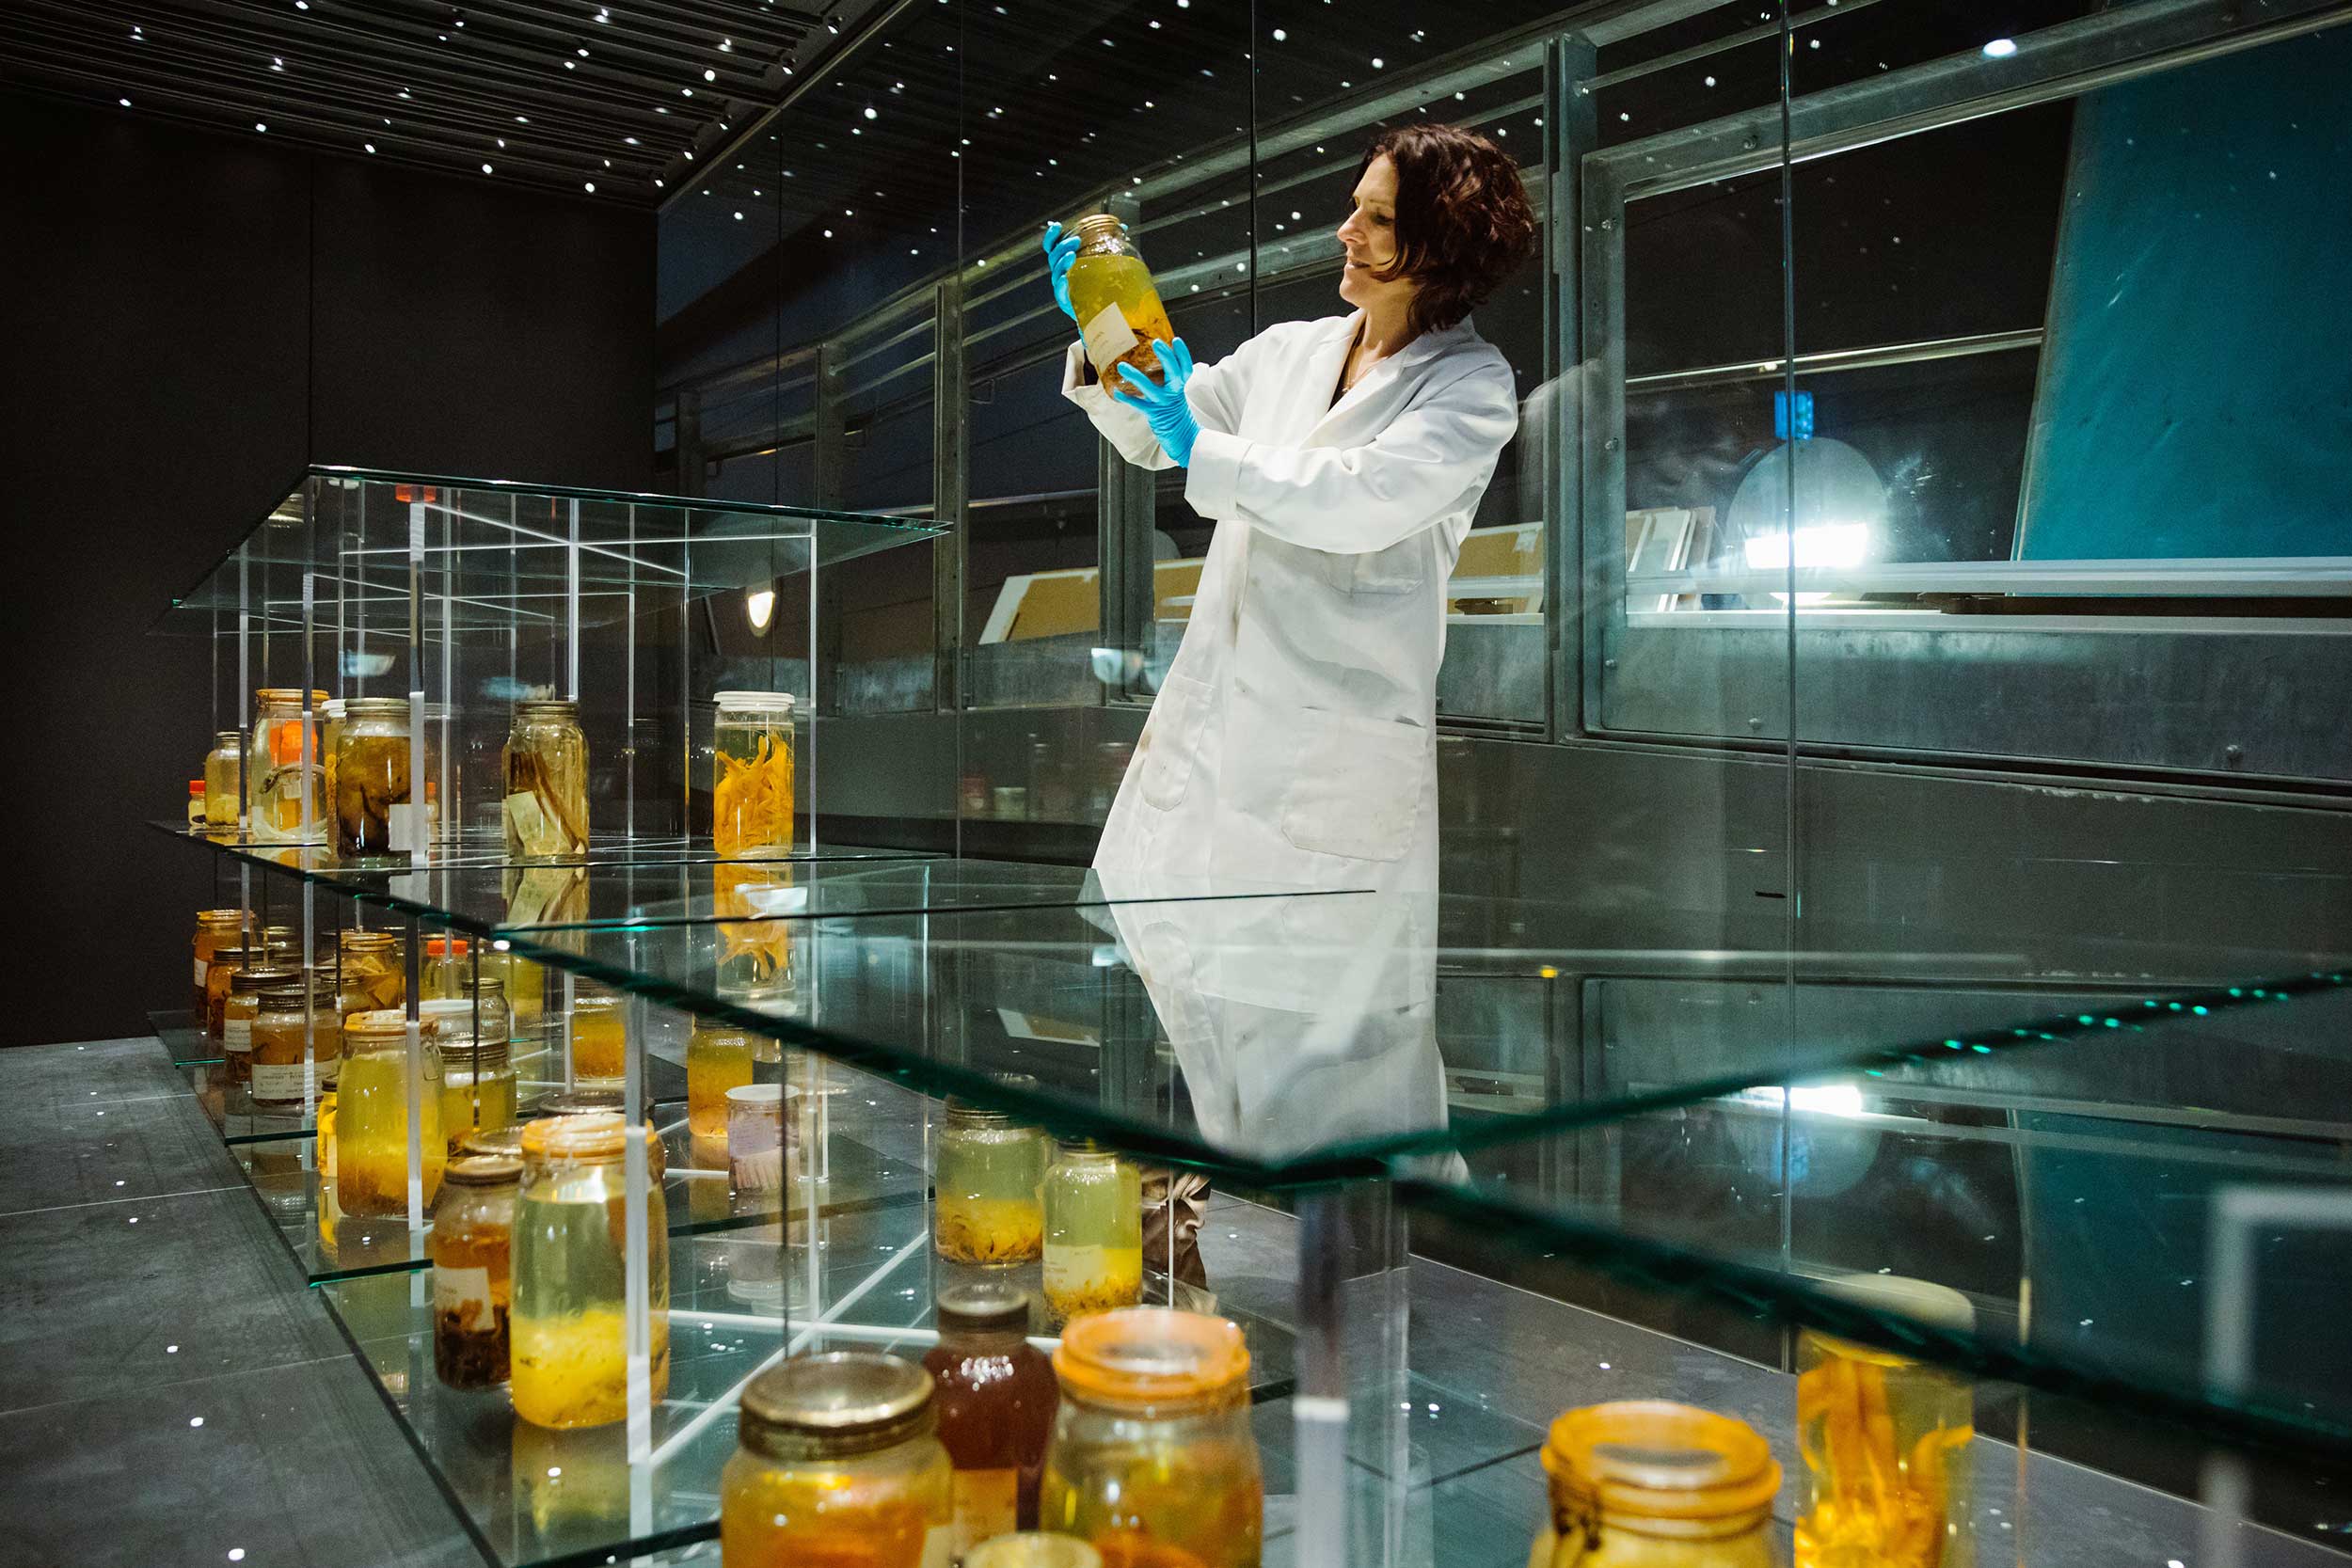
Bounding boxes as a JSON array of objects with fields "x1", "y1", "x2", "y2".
[{"x1": 1308, "y1": 310, "x2": 1479, "y2": 434}]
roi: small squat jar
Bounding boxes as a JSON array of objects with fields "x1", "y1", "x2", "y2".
[
  {"x1": 510, "y1": 1114, "x2": 671, "y2": 1430},
  {"x1": 430, "y1": 1154, "x2": 522, "y2": 1389},
  {"x1": 711, "y1": 690, "x2": 797, "y2": 858},
  {"x1": 1041, "y1": 1141, "x2": 1141, "y2": 1323},
  {"x1": 248, "y1": 687, "x2": 330, "y2": 843},
  {"x1": 503, "y1": 698, "x2": 590, "y2": 861},
  {"x1": 1040, "y1": 1307, "x2": 1263, "y2": 1567},
  {"x1": 203, "y1": 733, "x2": 245, "y2": 831},
  {"x1": 336, "y1": 1013, "x2": 445, "y2": 1216},
  {"x1": 1533, "y1": 1402, "x2": 1782, "y2": 1568},
  {"x1": 250, "y1": 976, "x2": 342, "y2": 1110},
  {"x1": 686, "y1": 1020, "x2": 763, "y2": 1142},
  {"x1": 720, "y1": 1352, "x2": 953, "y2": 1567},
  {"x1": 935, "y1": 1086, "x2": 1048, "y2": 1266},
  {"x1": 333, "y1": 696, "x2": 413, "y2": 860},
  {"x1": 926, "y1": 1282, "x2": 1058, "y2": 1549},
  {"x1": 221, "y1": 963, "x2": 292, "y2": 1085}
]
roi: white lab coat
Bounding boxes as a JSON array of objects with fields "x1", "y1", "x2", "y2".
[{"x1": 1062, "y1": 309, "x2": 1518, "y2": 895}]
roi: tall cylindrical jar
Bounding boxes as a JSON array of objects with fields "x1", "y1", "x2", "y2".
[
  {"x1": 1065, "y1": 214, "x2": 1179, "y2": 387},
  {"x1": 439, "y1": 1023, "x2": 516, "y2": 1155},
  {"x1": 1533, "y1": 1402, "x2": 1782, "y2": 1568},
  {"x1": 205, "y1": 943, "x2": 253, "y2": 1045},
  {"x1": 202, "y1": 733, "x2": 245, "y2": 831},
  {"x1": 248, "y1": 688, "x2": 329, "y2": 843},
  {"x1": 431, "y1": 1154, "x2": 522, "y2": 1389},
  {"x1": 720, "y1": 1352, "x2": 952, "y2": 1566},
  {"x1": 503, "y1": 698, "x2": 589, "y2": 861},
  {"x1": 711, "y1": 690, "x2": 797, "y2": 858},
  {"x1": 1039, "y1": 1307, "x2": 1262, "y2": 1566},
  {"x1": 510, "y1": 1113, "x2": 670, "y2": 1429},
  {"x1": 334, "y1": 696, "x2": 413, "y2": 860},
  {"x1": 687, "y1": 1020, "x2": 761, "y2": 1143},
  {"x1": 1041, "y1": 1140, "x2": 1141, "y2": 1323},
  {"x1": 935, "y1": 1086, "x2": 1048, "y2": 1266},
  {"x1": 336, "y1": 1012, "x2": 445, "y2": 1216}
]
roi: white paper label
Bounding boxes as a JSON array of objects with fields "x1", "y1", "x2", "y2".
[
  {"x1": 917, "y1": 1526, "x2": 954, "y2": 1568},
  {"x1": 435, "y1": 1265, "x2": 494, "y2": 1333},
  {"x1": 388, "y1": 802, "x2": 420, "y2": 853},
  {"x1": 223, "y1": 1019, "x2": 253, "y2": 1052},
  {"x1": 1081, "y1": 301, "x2": 1140, "y2": 376},
  {"x1": 249, "y1": 1061, "x2": 308, "y2": 1101},
  {"x1": 195, "y1": 958, "x2": 209, "y2": 988}
]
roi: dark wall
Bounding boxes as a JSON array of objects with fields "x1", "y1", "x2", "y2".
[{"x1": 0, "y1": 93, "x2": 654, "y2": 1049}]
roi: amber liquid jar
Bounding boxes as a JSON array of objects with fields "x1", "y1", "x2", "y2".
[
  {"x1": 925, "y1": 1283, "x2": 1058, "y2": 1550},
  {"x1": 720, "y1": 1352, "x2": 953, "y2": 1567},
  {"x1": 222, "y1": 962, "x2": 292, "y2": 1085},
  {"x1": 431, "y1": 1154, "x2": 522, "y2": 1389},
  {"x1": 1066, "y1": 214, "x2": 1178, "y2": 387},
  {"x1": 503, "y1": 697, "x2": 589, "y2": 861},
  {"x1": 251, "y1": 976, "x2": 342, "y2": 1110},
  {"x1": 338, "y1": 928, "x2": 406, "y2": 1020},
  {"x1": 192, "y1": 909, "x2": 248, "y2": 1014},
  {"x1": 1534, "y1": 1402, "x2": 1782, "y2": 1568}
]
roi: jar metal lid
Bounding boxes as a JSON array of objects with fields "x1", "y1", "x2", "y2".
[
  {"x1": 442, "y1": 1154, "x2": 522, "y2": 1188},
  {"x1": 712, "y1": 689, "x2": 797, "y2": 713},
  {"x1": 214, "y1": 731, "x2": 245, "y2": 747},
  {"x1": 739, "y1": 1352, "x2": 935, "y2": 1461},
  {"x1": 1539, "y1": 1402, "x2": 1780, "y2": 1525},
  {"x1": 936, "y1": 1282, "x2": 1031, "y2": 1338},
  {"x1": 231, "y1": 965, "x2": 299, "y2": 993},
  {"x1": 458, "y1": 1123, "x2": 528, "y2": 1159},
  {"x1": 945, "y1": 1071, "x2": 1041, "y2": 1125},
  {"x1": 441, "y1": 1035, "x2": 512, "y2": 1069},
  {"x1": 963, "y1": 1536, "x2": 1104, "y2": 1568},
  {"x1": 538, "y1": 1086, "x2": 625, "y2": 1117},
  {"x1": 725, "y1": 1084, "x2": 784, "y2": 1107},
  {"x1": 520, "y1": 1111, "x2": 627, "y2": 1163},
  {"x1": 1054, "y1": 1307, "x2": 1249, "y2": 1411},
  {"x1": 341, "y1": 929, "x2": 399, "y2": 953},
  {"x1": 1072, "y1": 213, "x2": 1127, "y2": 237},
  {"x1": 343, "y1": 696, "x2": 411, "y2": 720},
  {"x1": 255, "y1": 688, "x2": 330, "y2": 704},
  {"x1": 514, "y1": 697, "x2": 580, "y2": 719},
  {"x1": 199, "y1": 909, "x2": 249, "y2": 927}
]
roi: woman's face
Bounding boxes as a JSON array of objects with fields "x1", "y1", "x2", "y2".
[{"x1": 1336, "y1": 154, "x2": 1415, "y2": 314}]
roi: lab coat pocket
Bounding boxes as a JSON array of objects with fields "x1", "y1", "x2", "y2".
[
  {"x1": 1350, "y1": 536, "x2": 1425, "y2": 595},
  {"x1": 1278, "y1": 709, "x2": 1427, "y2": 862},
  {"x1": 1139, "y1": 673, "x2": 1212, "y2": 811}
]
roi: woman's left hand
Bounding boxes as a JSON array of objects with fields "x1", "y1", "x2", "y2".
[{"x1": 1111, "y1": 338, "x2": 1200, "y2": 467}]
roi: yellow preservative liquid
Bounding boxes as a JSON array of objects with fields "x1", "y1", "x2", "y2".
[{"x1": 1065, "y1": 215, "x2": 1177, "y2": 388}]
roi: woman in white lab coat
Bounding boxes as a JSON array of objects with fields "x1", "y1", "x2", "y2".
[{"x1": 1049, "y1": 123, "x2": 1536, "y2": 897}]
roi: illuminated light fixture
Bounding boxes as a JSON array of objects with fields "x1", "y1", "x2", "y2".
[
  {"x1": 745, "y1": 588, "x2": 775, "y2": 632},
  {"x1": 482, "y1": 162, "x2": 493, "y2": 172},
  {"x1": 1982, "y1": 37, "x2": 2017, "y2": 56},
  {"x1": 584, "y1": 181, "x2": 596, "y2": 191},
  {"x1": 704, "y1": 68, "x2": 716, "y2": 80},
  {"x1": 1741, "y1": 522, "x2": 1869, "y2": 574},
  {"x1": 364, "y1": 141, "x2": 376, "y2": 151},
  {"x1": 119, "y1": 96, "x2": 132, "y2": 106},
  {"x1": 864, "y1": 105, "x2": 877, "y2": 119},
  {"x1": 255, "y1": 121, "x2": 268, "y2": 132}
]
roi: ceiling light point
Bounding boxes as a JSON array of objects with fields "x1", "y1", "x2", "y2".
[
  {"x1": 482, "y1": 162, "x2": 492, "y2": 172},
  {"x1": 119, "y1": 97, "x2": 132, "y2": 106},
  {"x1": 584, "y1": 181, "x2": 596, "y2": 191},
  {"x1": 704, "y1": 68, "x2": 716, "y2": 80},
  {"x1": 255, "y1": 121, "x2": 267, "y2": 131},
  {"x1": 364, "y1": 141, "x2": 375, "y2": 151}
]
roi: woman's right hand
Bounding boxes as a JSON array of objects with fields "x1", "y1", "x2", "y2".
[{"x1": 1041, "y1": 221, "x2": 1081, "y2": 321}]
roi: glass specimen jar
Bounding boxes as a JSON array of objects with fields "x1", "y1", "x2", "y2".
[
  {"x1": 965, "y1": 1537, "x2": 1102, "y2": 1568},
  {"x1": 421, "y1": 974, "x2": 511, "y2": 1057},
  {"x1": 725, "y1": 1084, "x2": 786, "y2": 1192},
  {"x1": 687, "y1": 1020, "x2": 760, "y2": 1141},
  {"x1": 440, "y1": 1030, "x2": 517, "y2": 1154},
  {"x1": 925, "y1": 1282, "x2": 1058, "y2": 1548},
  {"x1": 1040, "y1": 1307, "x2": 1263, "y2": 1567},
  {"x1": 459, "y1": 1121, "x2": 529, "y2": 1161},
  {"x1": 1533, "y1": 1402, "x2": 1782, "y2": 1568},
  {"x1": 333, "y1": 696, "x2": 413, "y2": 860},
  {"x1": 1795, "y1": 1277, "x2": 1976, "y2": 1568},
  {"x1": 336, "y1": 1012, "x2": 445, "y2": 1216},
  {"x1": 338, "y1": 928, "x2": 405, "y2": 1020},
  {"x1": 719, "y1": 1351, "x2": 953, "y2": 1566},
  {"x1": 1042, "y1": 1141, "x2": 1142, "y2": 1323},
  {"x1": 320, "y1": 696, "x2": 346, "y2": 831},
  {"x1": 511, "y1": 1113, "x2": 671, "y2": 1429},
  {"x1": 421, "y1": 701, "x2": 458, "y2": 843},
  {"x1": 205, "y1": 943, "x2": 253, "y2": 1046},
  {"x1": 568, "y1": 987, "x2": 627, "y2": 1084},
  {"x1": 192, "y1": 909, "x2": 247, "y2": 1012},
  {"x1": 936, "y1": 1086, "x2": 1048, "y2": 1266},
  {"x1": 247, "y1": 687, "x2": 330, "y2": 843},
  {"x1": 202, "y1": 732, "x2": 244, "y2": 831},
  {"x1": 1066, "y1": 214, "x2": 1178, "y2": 388},
  {"x1": 430, "y1": 1153, "x2": 522, "y2": 1389},
  {"x1": 250, "y1": 975, "x2": 342, "y2": 1110},
  {"x1": 503, "y1": 698, "x2": 590, "y2": 861},
  {"x1": 220, "y1": 962, "x2": 291, "y2": 1085},
  {"x1": 711, "y1": 690, "x2": 797, "y2": 858},
  {"x1": 421, "y1": 935, "x2": 470, "y2": 999}
]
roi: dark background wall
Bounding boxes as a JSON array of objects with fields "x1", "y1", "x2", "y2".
[{"x1": 0, "y1": 93, "x2": 654, "y2": 1050}]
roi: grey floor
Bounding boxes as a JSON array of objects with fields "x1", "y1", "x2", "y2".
[{"x1": 6, "y1": 1035, "x2": 2342, "y2": 1568}]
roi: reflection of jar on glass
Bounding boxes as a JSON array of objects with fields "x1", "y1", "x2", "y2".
[
  {"x1": 568, "y1": 987, "x2": 626, "y2": 1084},
  {"x1": 926, "y1": 1283, "x2": 1058, "y2": 1548},
  {"x1": 203, "y1": 733, "x2": 245, "y2": 831},
  {"x1": 336, "y1": 1013, "x2": 444, "y2": 1216},
  {"x1": 338, "y1": 928, "x2": 405, "y2": 1020},
  {"x1": 687, "y1": 1021, "x2": 763, "y2": 1141},
  {"x1": 251, "y1": 976, "x2": 342, "y2": 1110},
  {"x1": 1533, "y1": 1402, "x2": 1781, "y2": 1568},
  {"x1": 511, "y1": 1113, "x2": 671, "y2": 1430},
  {"x1": 431, "y1": 1153, "x2": 521, "y2": 1389},
  {"x1": 936, "y1": 1085, "x2": 1048, "y2": 1266},
  {"x1": 1795, "y1": 1277, "x2": 1975, "y2": 1568},
  {"x1": 334, "y1": 696, "x2": 413, "y2": 860},
  {"x1": 1042, "y1": 1141, "x2": 1141, "y2": 1323},
  {"x1": 1041, "y1": 1307, "x2": 1262, "y2": 1567},
  {"x1": 720, "y1": 1352, "x2": 953, "y2": 1566},
  {"x1": 248, "y1": 688, "x2": 330, "y2": 843},
  {"x1": 712, "y1": 690, "x2": 797, "y2": 858},
  {"x1": 503, "y1": 698, "x2": 589, "y2": 861}
]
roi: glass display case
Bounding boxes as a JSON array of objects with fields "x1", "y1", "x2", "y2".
[{"x1": 139, "y1": 0, "x2": 2352, "y2": 1561}]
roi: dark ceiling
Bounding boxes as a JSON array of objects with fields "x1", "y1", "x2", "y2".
[{"x1": 0, "y1": 0, "x2": 885, "y2": 205}]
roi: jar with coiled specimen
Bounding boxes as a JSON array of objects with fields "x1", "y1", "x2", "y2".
[
  {"x1": 1533, "y1": 1401, "x2": 1781, "y2": 1568},
  {"x1": 503, "y1": 698, "x2": 589, "y2": 861},
  {"x1": 1041, "y1": 1140, "x2": 1140, "y2": 1323},
  {"x1": 1065, "y1": 214, "x2": 1178, "y2": 388},
  {"x1": 711, "y1": 690, "x2": 796, "y2": 858},
  {"x1": 510, "y1": 1113, "x2": 670, "y2": 1430},
  {"x1": 935, "y1": 1084, "x2": 1048, "y2": 1266}
]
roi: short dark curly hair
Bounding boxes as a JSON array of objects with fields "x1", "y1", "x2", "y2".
[{"x1": 1356, "y1": 123, "x2": 1537, "y2": 340}]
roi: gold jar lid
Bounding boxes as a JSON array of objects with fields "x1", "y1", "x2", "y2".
[
  {"x1": 341, "y1": 929, "x2": 400, "y2": 954},
  {"x1": 458, "y1": 1123, "x2": 527, "y2": 1160},
  {"x1": 343, "y1": 696, "x2": 410, "y2": 721},
  {"x1": 739, "y1": 1352, "x2": 935, "y2": 1463},
  {"x1": 538, "y1": 1086, "x2": 625, "y2": 1117},
  {"x1": 199, "y1": 909, "x2": 248, "y2": 929},
  {"x1": 255, "y1": 688, "x2": 331, "y2": 705},
  {"x1": 440, "y1": 1035, "x2": 512, "y2": 1070},
  {"x1": 343, "y1": 1009, "x2": 411, "y2": 1040},
  {"x1": 214, "y1": 730, "x2": 245, "y2": 748},
  {"x1": 963, "y1": 1537, "x2": 1103, "y2": 1568},
  {"x1": 945, "y1": 1072, "x2": 1040, "y2": 1127},
  {"x1": 1539, "y1": 1402, "x2": 1780, "y2": 1529},
  {"x1": 230, "y1": 964, "x2": 298, "y2": 994},
  {"x1": 443, "y1": 1154, "x2": 522, "y2": 1188},
  {"x1": 514, "y1": 696, "x2": 580, "y2": 720}
]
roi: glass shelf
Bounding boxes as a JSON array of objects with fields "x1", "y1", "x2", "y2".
[{"x1": 1394, "y1": 968, "x2": 2352, "y2": 1465}]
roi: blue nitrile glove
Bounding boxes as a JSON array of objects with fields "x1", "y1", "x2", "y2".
[
  {"x1": 1111, "y1": 337, "x2": 1200, "y2": 467},
  {"x1": 1041, "y1": 221, "x2": 1081, "y2": 321}
]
